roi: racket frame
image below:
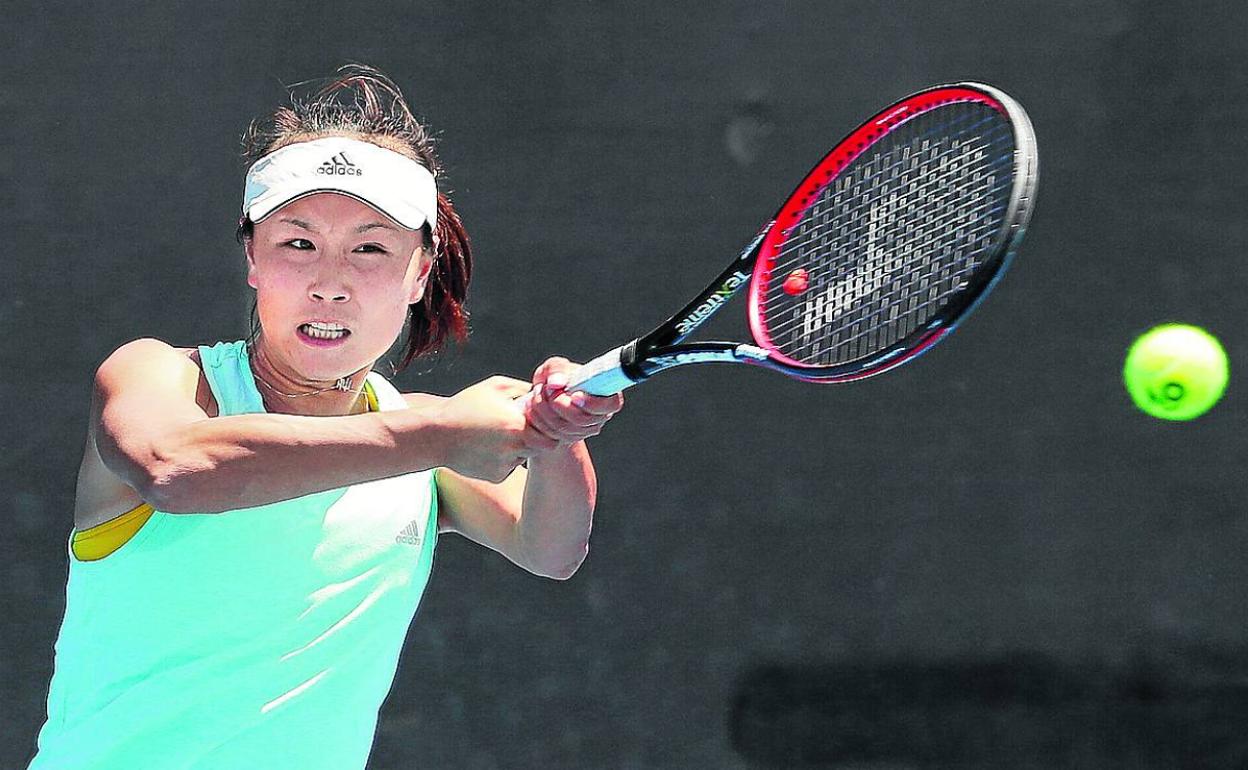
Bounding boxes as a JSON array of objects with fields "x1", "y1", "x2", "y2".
[{"x1": 569, "y1": 81, "x2": 1038, "y2": 396}]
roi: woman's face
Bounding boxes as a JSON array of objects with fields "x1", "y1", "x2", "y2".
[{"x1": 245, "y1": 192, "x2": 432, "y2": 382}]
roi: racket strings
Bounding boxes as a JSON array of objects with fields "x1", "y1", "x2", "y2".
[
  {"x1": 766, "y1": 215, "x2": 1004, "y2": 359},
  {"x1": 769, "y1": 111, "x2": 1008, "y2": 261},
  {"x1": 759, "y1": 103, "x2": 1016, "y2": 367},
  {"x1": 787, "y1": 160, "x2": 1003, "y2": 364},
  {"x1": 768, "y1": 151, "x2": 1002, "y2": 352},
  {"x1": 765, "y1": 200, "x2": 1008, "y2": 341},
  {"x1": 778, "y1": 111, "x2": 1008, "y2": 282}
]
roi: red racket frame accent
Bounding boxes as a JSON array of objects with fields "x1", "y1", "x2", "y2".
[{"x1": 746, "y1": 86, "x2": 1006, "y2": 373}]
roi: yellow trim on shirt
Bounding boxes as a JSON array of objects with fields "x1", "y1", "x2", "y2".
[
  {"x1": 72, "y1": 503, "x2": 155, "y2": 562},
  {"x1": 73, "y1": 380, "x2": 381, "y2": 562}
]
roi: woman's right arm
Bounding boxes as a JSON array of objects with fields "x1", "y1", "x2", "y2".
[{"x1": 94, "y1": 338, "x2": 543, "y2": 514}]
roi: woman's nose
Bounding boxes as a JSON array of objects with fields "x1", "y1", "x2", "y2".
[{"x1": 310, "y1": 289, "x2": 349, "y2": 302}]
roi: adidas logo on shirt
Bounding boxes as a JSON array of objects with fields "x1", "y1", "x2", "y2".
[
  {"x1": 395, "y1": 520, "x2": 422, "y2": 547},
  {"x1": 317, "y1": 151, "x2": 363, "y2": 176}
]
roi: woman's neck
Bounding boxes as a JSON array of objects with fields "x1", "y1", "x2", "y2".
[{"x1": 247, "y1": 336, "x2": 372, "y2": 417}]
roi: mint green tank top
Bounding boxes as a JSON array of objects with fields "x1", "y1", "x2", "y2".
[{"x1": 29, "y1": 340, "x2": 439, "y2": 770}]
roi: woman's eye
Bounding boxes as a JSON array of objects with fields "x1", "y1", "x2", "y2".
[{"x1": 277, "y1": 239, "x2": 387, "y2": 257}]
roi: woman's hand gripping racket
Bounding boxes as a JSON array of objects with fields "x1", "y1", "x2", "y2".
[{"x1": 563, "y1": 82, "x2": 1038, "y2": 396}]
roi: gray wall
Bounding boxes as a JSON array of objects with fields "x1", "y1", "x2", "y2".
[{"x1": 6, "y1": 1, "x2": 1248, "y2": 767}]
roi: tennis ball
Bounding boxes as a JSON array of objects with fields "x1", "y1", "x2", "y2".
[{"x1": 1123, "y1": 323, "x2": 1228, "y2": 421}]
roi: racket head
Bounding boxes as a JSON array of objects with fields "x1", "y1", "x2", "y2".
[{"x1": 745, "y1": 82, "x2": 1038, "y2": 383}]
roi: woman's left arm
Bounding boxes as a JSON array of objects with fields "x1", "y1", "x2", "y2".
[{"x1": 433, "y1": 358, "x2": 623, "y2": 580}]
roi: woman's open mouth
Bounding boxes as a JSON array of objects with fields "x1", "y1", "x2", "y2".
[{"x1": 297, "y1": 323, "x2": 352, "y2": 347}]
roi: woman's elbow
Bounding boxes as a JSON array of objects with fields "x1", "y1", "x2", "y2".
[{"x1": 532, "y1": 543, "x2": 588, "y2": 581}]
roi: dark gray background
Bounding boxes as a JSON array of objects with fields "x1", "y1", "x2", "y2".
[{"x1": 6, "y1": 1, "x2": 1248, "y2": 768}]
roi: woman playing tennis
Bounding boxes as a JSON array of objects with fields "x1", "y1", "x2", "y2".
[{"x1": 28, "y1": 64, "x2": 623, "y2": 770}]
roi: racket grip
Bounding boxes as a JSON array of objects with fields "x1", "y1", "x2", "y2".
[{"x1": 566, "y1": 341, "x2": 640, "y2": 396}]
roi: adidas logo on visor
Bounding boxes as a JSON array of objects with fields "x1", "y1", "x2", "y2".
[{"x1": 316, "y1": 151, "x2": 363, "y2": 176}]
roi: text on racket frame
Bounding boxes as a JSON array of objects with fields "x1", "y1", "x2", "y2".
[{"x1": 675, "y1": 270, "x2": 751, "y2": 336}]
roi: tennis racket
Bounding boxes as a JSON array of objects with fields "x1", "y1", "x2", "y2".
[{"x1": 565, "y1": 81, "x2": 1038, "y2": 396}]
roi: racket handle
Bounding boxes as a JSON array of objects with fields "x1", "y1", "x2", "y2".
[{"x1": 566, "y1": 341, "x2": 640, "y2": 396}]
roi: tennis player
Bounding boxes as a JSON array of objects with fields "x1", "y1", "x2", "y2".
[{"x1": 27, "y1": 64, "x2": 623, "y2": 769}]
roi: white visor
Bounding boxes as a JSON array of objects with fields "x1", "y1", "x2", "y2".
[{"x1": 242, "y1": 136, "x2": 437, "y2": 231}]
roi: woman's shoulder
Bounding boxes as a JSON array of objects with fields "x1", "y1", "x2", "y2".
[
  {"x1": 118, "y1": 340, "x2": 200, "y2": 366},
  {"x1": 119, "y1": 339, "x2": 212, "y2": 409}
]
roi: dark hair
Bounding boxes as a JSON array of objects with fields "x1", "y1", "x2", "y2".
[{"x1": 236, "y1": 63, "x2": 471, "y2": 373}]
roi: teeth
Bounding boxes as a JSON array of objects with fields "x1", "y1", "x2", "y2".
[
  {"x1": 306, "y1": 322, "x2": 346, "y2": 331},
  {"x1": 301, "y1": 324, "x2": 348, "y2": 340}
]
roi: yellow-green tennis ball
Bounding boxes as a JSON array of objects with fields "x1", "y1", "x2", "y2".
[{"x1": 1123, "y1": 324, "x2": 1228, "y2": 421}]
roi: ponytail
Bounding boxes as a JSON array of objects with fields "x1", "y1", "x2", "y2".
[{"x1": 400, "y1": 193, "x2": 472, "y2": 369}]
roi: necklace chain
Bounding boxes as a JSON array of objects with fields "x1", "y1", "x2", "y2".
[
  {"x1": 252, "y1": 372, "x2": 357, "y2": 398},
  {"x1": 247, "y1": 337, "x2": 367, "y2": 399}
]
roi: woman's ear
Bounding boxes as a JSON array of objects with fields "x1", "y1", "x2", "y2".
[
  {"x1": 244, "y1": 239, "x2": 258, "y2": 290},
  {"x1": 407, "y1": 248, "x2": 435, "y2": 304}
]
